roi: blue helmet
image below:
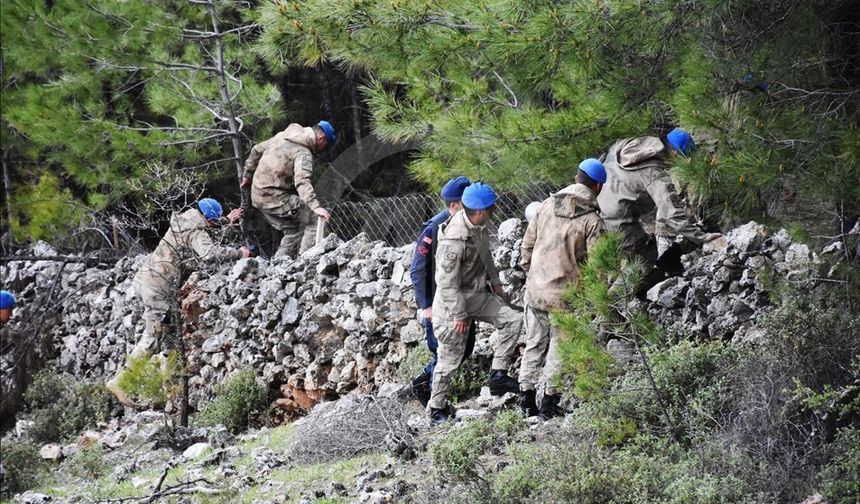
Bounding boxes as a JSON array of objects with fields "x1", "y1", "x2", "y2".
[
  {"x1": 667, "y1": 127, "x2": 696, "y2": 156},
  {"x1": 0, "y1": 290, "x2": 16, "y2": 310},
  {"x1": 316, "y1": 120, "x2": 336, "y2": 145},
  {"x1": 462, "y1": 182, "x2": 497, "y2": 210},
  {"x1": 578, "y1": 158, "x2": 607, "y2": 184},
  {"x1": 440, "y1": 176, "x2": 471, "y2": 202},
  {"x1": 197, "y1": 198, "x2": 223, "y2": 221}
]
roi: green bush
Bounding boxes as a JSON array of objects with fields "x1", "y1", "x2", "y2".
[
  {"x1": 25, "y1": 369, "x2": 113, "y2": 444},
  {"x1": 818, "y1": 428, "x2": 860, "y2": 504},
  {"x1": 449, "y1": 356, "x2": 490, "y2": 404},
  {"x1": 431, "y1": 412, "x2": 527, "y2": 483},
  {"x1": 0, "y1": 437, "x2": 46, "y2": 495},
  {"x1": 396, "y1": 344, "x2": 432, "y2": 382},
  {"x1": 195, "y1": 368, "x2": 267, "y2": 433},
  {"x1": 117, "y1": 351, "x2": 181, "y2": 407},
  {"x1": 66, "y1": 445, "x2": 108, "y2": 480}
]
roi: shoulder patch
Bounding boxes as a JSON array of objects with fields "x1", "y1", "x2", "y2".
[
  {"x1": 444, "y1": 252, "x2": 457, "y2": 260},
  {"x1": 423, "y1": 236, "x2": 433, "y2": 244},
  {"x1": 417, "y1": 245, "x2": 430, "y2": 255}
]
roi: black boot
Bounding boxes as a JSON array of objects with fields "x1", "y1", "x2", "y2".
[
  {"x1": 410, "y1": 371, "x2": 432, "y2": 407},
  {"x1": 539, "y1": 393, "x2": 566, "y2": 421},
  {"x1": 517, "y1": 389, "x2": 539, "y2": 417},
  {"x1": 489, "y1": 369, "x2": 519, "y2": 396},
  {"x1": 430, "y1": 406, "x2": 452, "y2": 426}
]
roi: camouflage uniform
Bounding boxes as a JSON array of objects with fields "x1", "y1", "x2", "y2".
[
  {"x1": 244, "y1": 123, "x2": 322, "y2": 258},
  {"x1": 130, "y1": 208, "x2": 241, "y2": 358},
  {"x1": 597, "y1": 136, "x2": 712, "y2": 267},
  {"x1": 519, "y1": 183, "x2": 604, "y2": 395},
  {"x1": 428, "y1": 210, "x2": 521, "y2": 411}
]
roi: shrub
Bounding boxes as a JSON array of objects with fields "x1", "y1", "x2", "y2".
[
  {"x1": 449, "y1": 355, "x2": 490, "y2": 404},
  {"x1": 117, "y1": 351, "x2": 182, "y2": 407},
  {"x1": 66, "y1": 445, "x2": 108, "y2": 480},
  {"x1": 430, "y1": 412, "x2": 526, "y2": 483},
  {"x1": 0, "y1": 437, "x2": 46, "y2": 495},
  {"x1": 396, "y1": 344, "x2": 432, "y2": 382},
  {"x1": 818, "y1": 428, "x2": 860, "y2": 504},
  {"x1": 195, "y1": 368, "x2": 267, "y2": 433},
  {"x1": 25, "y1": 369, "x2": 113, "y2": 444}
]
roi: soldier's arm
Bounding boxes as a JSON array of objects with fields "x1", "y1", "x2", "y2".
[
  {"x1": 409, "y1": 226, "x2": 434, "y2": 310},
  {"x1": 190, "y1": 229, "x2": 242, "y2": 263},
  {"x1": 645, "y1": 170, "x2": 709, "y2": 244},
  {"x1": 293, "y1": 152, "x2": 321, "y2": 211},
  {"x1": 520, "y1": 218, "x2": 537, "y2": 272},
  {"x1": 243, "y1": 138, "x2": 270, "y2": 175},
  {"x1": 585, "y1": 216, "x2": 606, "y2": 253},
  {"x1": 435, "y1": 240, "x2": 467, "y2": 320}
]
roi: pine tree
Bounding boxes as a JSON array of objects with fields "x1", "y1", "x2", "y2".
[
  {"x1": 256, "y1": 0, "x2": 859, "y2": 228},
  {"x1": 1, "y1": 0, "x2": 280, "y2": 242}
]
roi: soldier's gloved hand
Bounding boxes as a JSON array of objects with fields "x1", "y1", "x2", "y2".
[
  {"x1": 452, "y1": 319, "x2": 469, "y2": 334},
  {"x1": 226, "y1": 207, "x2": 245, "y2": 224},
  {"x1": 421, "y1": 307, "x2": 432, "y2": 321},
  {"x1": 702, "y1": 233, "x2": 728, "y2": 253},
  {"x1": 314, "y1": 207, "x2": 331, "y2": 222}
]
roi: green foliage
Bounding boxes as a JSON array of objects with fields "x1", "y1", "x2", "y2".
[
  {"x1": 117, "y1": 352, "x2": 181, "y2": 408},
  {"x1": 258, "y1": 0, "x2": 860, "y2": 223},
  {"x1": 24, "y1": 369, "x2": 113, "y2": 444},
  {"x1": 395, "y1": 344, "x2": 432, "y2": 382},
  {"x1": 430, "y1": 412, "x2": 526, "y2": 482},
  {"x1": 1, "y1": 0, "x2": 279, "y2": 242},
  {"x1": 0, "y1": 437, "x2": 47, "y2": 495},
  {"x1": 66, "y1": 445, "x2": 108, "y2": 480},
  {"x1": 449, "y1": 357, "x2": 488, "y2": 404},
  {"x1": 818, "y1": 428, "x2": 860, "y2": 504},
  {"x1": 195, "y1": 368, "x2": 268, "y2": 434}
]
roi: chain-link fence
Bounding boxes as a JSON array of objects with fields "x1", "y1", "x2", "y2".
[{"x1": 327, "y1": 180, "x2": 562, "y2": 247}]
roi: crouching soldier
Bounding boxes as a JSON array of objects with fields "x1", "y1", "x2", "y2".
[
  {"x1": 428, "y1": 182, "x2": 521, "y2": 425},
  {"x1": 106, "y1": 198, "x2": 250, "y2": 405},
  {"x1": 241, "y1": 121, "x2": 336, "y2": 258},
  {"x1": 519, "y1": 159, "x2": 606, "y2": 420}
]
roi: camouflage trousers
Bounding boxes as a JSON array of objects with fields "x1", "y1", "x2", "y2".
[
  {"x1": 428, "y1": 294, "x2": 521, "y2": 410},
  {"x1": 130, "y1": 278, "x2": 170, "y2": 359},
  {"x1": 261, "y1": 205, "x2": 315, "y2": 258},
  {"x1": 519, "y1": 306, "x2": 563, "y2": 396}
]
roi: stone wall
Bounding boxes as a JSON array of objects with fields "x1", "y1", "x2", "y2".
[{"x1": 1, "y1": 219, "x2": 832, "y2": 422}]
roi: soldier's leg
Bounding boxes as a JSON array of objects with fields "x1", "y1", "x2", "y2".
[
  {"x1": 519, "y1": 306, "x2": 551, "y2": 392},
  {"x1": 471, "y1": 294, "x2": 522, "y2": 395},
  {"x1": 541, "y1": 321, "x2": 564, "y2": 396},
  {"x1": 428, "y1": 321, "x2": 468, "y2": 411},
  {"x1": 261, "y1": 205, "x2": 304, "y2": 259},
  {"x1": 276, "y1": 225, "x2": 304, "y2": 258},
  {"x1": 411, "y1": 318, "x2": 437, "y2": 407}
]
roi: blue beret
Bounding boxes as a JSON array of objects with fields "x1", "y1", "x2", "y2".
[
  {"x1": 440, "y1": 176, "x2": 471, "y2": 201},
  {"x1": 578, "y1": 158, "x2": 607, "y2": 184},
  {"x1": 0, "y1": 290, "x2": 16, "y2": 310},
  {"x1": 316, "y1": 120, "x2": 336, "y2": 145},
  {"x1": 667, "y1": 128, "x2": 696, "y2": 156},
  {"x1": 197, "y1": 198, "x2": 223, "y2": 221},
  {"x1": 462, "y1": 182, "x2": 497, "y2": 210}
]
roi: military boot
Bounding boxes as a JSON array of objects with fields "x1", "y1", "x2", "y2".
[
  {"x1": 517, "y1": 389, "x2": 539, "y2": 417},
  {"x1": 539, "y1": 393, "x2": 566, "y2": 421},
  {"x1": 430, "y1": 406, "x2": 453, "y2": 426},
  {"x1": 489, "y1": 369, "x2": 520, "y2": 396},
  {"x1": 410, "y1": 371, "x2": 432, "y2": 407}
]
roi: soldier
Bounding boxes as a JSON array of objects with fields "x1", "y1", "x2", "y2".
[
  {"x1": 428, "y1": 182, "x2": 521, "y2": 425},
  {"x1": 518, "y1": 159, "x2": 606, "y2": 419},
  {"x1": 241, "y1": 121, "x2": 336, "y2": 258},
  {"x1": 597, "y1": 127, "x2": 726, "y2": 272},
  {"x1": 0, "y1": 290, "x2": 16, "y2": 324},
  {"x1": 106, "y1": 198, "x2": 250, "y2": 404},
  {"x1": 409, "y1": 176, "x2": 476, "y2": 406}
]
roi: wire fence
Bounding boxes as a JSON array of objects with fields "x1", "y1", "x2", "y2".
[{"x1": 327, "y1": 180, "x2": 562, "y2": 247}]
